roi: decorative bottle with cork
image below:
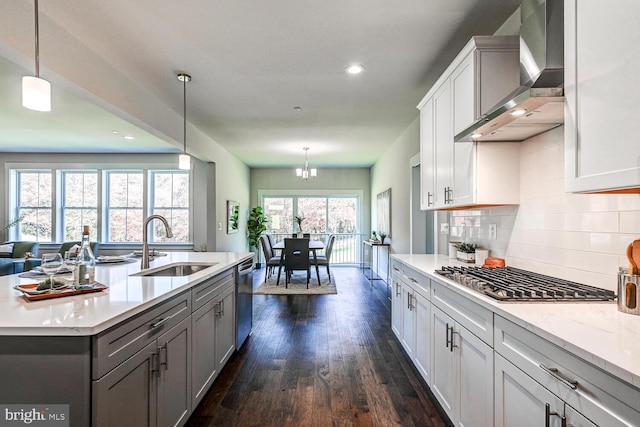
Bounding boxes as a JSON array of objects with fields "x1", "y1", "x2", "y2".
[{"x1": 74, "y1": 225, "x2": 96, "y2": 286}]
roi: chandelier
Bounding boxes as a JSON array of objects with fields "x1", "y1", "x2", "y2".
[{"x1": 296, "y1": 147, "x2": 317, "y2": 180}]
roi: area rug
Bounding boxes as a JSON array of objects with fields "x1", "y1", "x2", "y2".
[{"x1": 254, "y1": 270, "x2": 337, "y2": 295}]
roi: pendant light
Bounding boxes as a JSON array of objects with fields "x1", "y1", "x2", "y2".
[
  {"x1": 22, "y1": 0, "x2": 51, "y2": 112},
  {"x1": 177, "y1": 73, "x2": 191, "y2": 170},
  {"x1": 296, "y1": 147, "x2": 317, "y2": 180}
]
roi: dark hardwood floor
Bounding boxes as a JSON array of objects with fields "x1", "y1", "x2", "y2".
[{"x1": 186, "y1": 267, "x2": 447, "y2": 427}]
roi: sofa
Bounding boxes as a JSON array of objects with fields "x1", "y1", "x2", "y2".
[{"x1": 0, "y1": 241, "x2": 40, "y2": 276}]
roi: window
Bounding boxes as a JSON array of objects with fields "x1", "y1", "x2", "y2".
[
  {"x1": 263, "y1": 195, "x2": 359, "y2": 235},
  {"x1": 9, "y1": 167, "x2": 191, "y2": 245},
  {"x1": 63, "y1": 171, "x2": 98, "y2": 241},
  {"x1": 151, "y1": 172, "x2": 189, "y2": 242},
  {"x1": 107, "y1": 172, "x2": 144, "y2": 242},
  {"x1": 16, "y1": 171, "x2": 52, "y2": 242}
]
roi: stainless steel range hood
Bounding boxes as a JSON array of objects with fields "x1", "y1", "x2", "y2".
[{"x1": 455, "y1": 0, "x2": 564, "y2": 142}]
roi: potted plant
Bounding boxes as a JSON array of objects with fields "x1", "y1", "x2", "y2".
[
  {"x1": 294, "y1": 214, "x2": 305, "y2": 237},
  {"x1": 455, "y1": 242, "x2": 476, "y2": 263},
  {"x1": 379, "y1": 232, "x2": 387, "y2": 244},
  {"x1": 371, "y1": 231, "x2": 379, "y2": 242},
  {"x1": 248, "y1": 206, "x2": 268, "y2": 265}
]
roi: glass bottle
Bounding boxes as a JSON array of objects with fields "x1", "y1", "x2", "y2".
[{"x1": 74, "y1": 225, "x2": 96, "y2": 287}]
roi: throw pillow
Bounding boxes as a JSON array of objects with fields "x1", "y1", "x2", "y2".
[{"x1": 0, "y1": 243, "x2": 14, "y2": 258}]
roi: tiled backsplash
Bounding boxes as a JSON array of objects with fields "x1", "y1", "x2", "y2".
[{"x1": 448, "y1": 126, "x2": 640, "y2": 291}]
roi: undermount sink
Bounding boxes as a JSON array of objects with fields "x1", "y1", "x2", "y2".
[{"x1": 132, "y1": 262, "x2": 218, "y2": 277}]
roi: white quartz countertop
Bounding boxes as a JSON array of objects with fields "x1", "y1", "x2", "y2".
[
  {"x1": 392, "y1": 254, "x2": 640, "y2": 390},
  {"x1": 0, "y1": 251, "x2": 253, "y2": 336}
]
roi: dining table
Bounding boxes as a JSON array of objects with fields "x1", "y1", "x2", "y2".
[{"x1": 272, "y1": 239, "x2": 325, "y2": 285}]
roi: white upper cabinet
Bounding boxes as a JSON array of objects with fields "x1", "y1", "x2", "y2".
[
  {"x1": 451, "y1": 38, "x2": 520, "y2": 136},
  {"x1": 418, "y1": 36, "x2": 521, "y2": 210},
  {"x1": 565, "y1": 0, "x2": 640, "y2": 193}
]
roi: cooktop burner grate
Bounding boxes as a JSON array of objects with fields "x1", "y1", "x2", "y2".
[{"x1": 435, "y1": 266, "x2": 616, "y2": 302}]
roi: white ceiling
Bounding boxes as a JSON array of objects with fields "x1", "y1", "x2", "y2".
[{"x1": 0, "y1": 0, "x2": 519, "y2": 167}]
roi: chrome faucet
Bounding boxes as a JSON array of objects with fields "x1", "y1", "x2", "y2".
[{"x1": 142, "y1": 215, "x2": 174, "y2": 269}]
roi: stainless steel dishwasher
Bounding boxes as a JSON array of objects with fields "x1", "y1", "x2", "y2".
[{"x1": 235, "y1": 258, "x2": 254, "y2": 349}]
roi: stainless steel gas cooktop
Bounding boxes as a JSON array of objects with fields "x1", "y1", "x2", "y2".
[{"x1": 435, "y1": 266, "x2": 616, "y2": 302}]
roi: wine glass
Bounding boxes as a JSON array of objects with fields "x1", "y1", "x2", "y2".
[
  {"x1": 64, "y1": 251, "x2": 78, "y2": 287},
  {"x1": 41, "y1": 253, "x2": 63, "y2": 293}
]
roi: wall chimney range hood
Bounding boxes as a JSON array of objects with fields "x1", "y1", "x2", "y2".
[{"x1": 456, "y1": 0, "x2": 564, "y2": 143}]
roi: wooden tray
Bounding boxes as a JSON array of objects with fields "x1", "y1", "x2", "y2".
[{"x1": 14, "y1": 283, "x2": 107, "y2": 301}]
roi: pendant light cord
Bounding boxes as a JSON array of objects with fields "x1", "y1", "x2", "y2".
[
  {"x1": 34, "y1": 0, "x2": 40, "y2": 77},
  {"x1": 183, "y1": 76, "x2": 187, "y2": 154}
]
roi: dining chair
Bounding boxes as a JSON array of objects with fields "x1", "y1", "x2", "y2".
[
  {"x1": 311, "y1": 234, "x2": 336, "y2": 282},
  {"x1": 259, "y1": 235, "x2": 281, "y2": 283},
  {"x1": 277, "y1": 238, "x2": 310, "y2": 288}
]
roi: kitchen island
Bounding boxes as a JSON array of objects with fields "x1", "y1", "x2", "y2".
[
  {"x1": 392, "y1": 254, "x2": 640, "y2": 427},
  {"x1": 0, "y1": 251, "x2": 253, "y2": 427}
]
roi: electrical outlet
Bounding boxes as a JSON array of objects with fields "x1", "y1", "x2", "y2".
[
  {"x1": 218, "y1": 222, "x2": 223, "y2": 231},
  {"x1": 440, "y1": 223, "x2": 449, "y2": 235},
  {"x1": 489, "y1": 223, "x2": 497, "y2": 240}
]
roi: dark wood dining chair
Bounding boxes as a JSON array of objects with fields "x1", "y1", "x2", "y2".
[
  {"x1": 311, "y1": 234, "x2": 336, "y2": 282},
  {"x1": 277, "y1": 238, "x2": 310, "y2": 288},
  {"x1": 259, "y1": 235, "x2": 281, "y2": 283}
]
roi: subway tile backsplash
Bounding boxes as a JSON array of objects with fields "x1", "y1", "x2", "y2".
[{"x1": 448, "y1": 126, "x2": 640, "y2": 291}]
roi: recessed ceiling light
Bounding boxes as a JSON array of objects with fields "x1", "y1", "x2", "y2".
[
  {"x1": 345, "y1": 64, "x2": 365, "y2": 75},
  {"x1": 293, "y1": 106, "x2": 302, "y2": 111},
  {"x1": 510, "y1": 109, "x2": 527, "y2": 117},
  {"x1": 112, "y1": 130, "x2": 119, "y2": 134},
  {"x1": 123, "y1": 135, "x2": 135, "y2": 140}
]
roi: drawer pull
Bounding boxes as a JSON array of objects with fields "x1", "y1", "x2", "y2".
[
  {"x1": 150, "y1": 317, "x2": 169, "y2": 330},
  {"x1": 409, "y1": 277, "x2": 418, "y2": 284},
  {"x1": 544, "y1": 403, "x2": 566, "y2": 427},
  {"x1": 540, "y1": 364, "x2": 578, "y2": 390},
  {"x1": 393, "y1": 266, "x2": 400, "y2": 272}
]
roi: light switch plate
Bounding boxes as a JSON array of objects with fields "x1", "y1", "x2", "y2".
[{"x1": 441, "y1": 223, "x2": 449, "y2": 235}]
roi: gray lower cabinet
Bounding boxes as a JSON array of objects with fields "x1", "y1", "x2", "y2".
[
  {"x1": 191, "y1": 272, "x2": 236, "y2": 408},
  {"x1": 92, "y1": 267, "x2": 239, "y2": 426},
  {"x1": 93, "y1": 316, "x2": 191, "y2": 427}
]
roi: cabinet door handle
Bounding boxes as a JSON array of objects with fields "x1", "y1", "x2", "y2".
[
  {"x1": 427, "y1": 192, "x2": 433, "y2": 206},
  {"x1": 221, "y1": 299, "x2": 225, "y2": 317},
  {"x1": 445, "y1": 322, "x2": 451, "y2": 349},
  {"x1": 214, "y1": 301, "x2": 222, "y2": 317},
  {"x1": 443, "y1": 187, "x2": 448, "y2": 204},
  {"x1": 446, "y1": 323, "x2": 458, "y2": 352},
  {"x1": 395, "y1": 283, "x2": 401, "y2": 297},
  {"x1": 159, "y1": 344, "x2": 168, "y2": 370},
  {"x1": 150, "y1": 351, "x2": 159, "y2": 375},
  {"x1": 545, "y1": 403, "x2": 567, "y2": 427},
  {"x1": 539, "y1": 364, "x2": 579, "y2": 390}
]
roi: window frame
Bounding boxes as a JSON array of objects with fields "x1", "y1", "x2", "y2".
[
  {"x1": 6, "y1": 162, "x2": 193, "y2": 248},
  {"x1": 260, "y1": 190, "x2": 363, "y2": 236}
]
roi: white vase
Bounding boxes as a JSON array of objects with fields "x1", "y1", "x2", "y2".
[{"x1": 457, "y1": 251, "x2": 475, "y2": 263}]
